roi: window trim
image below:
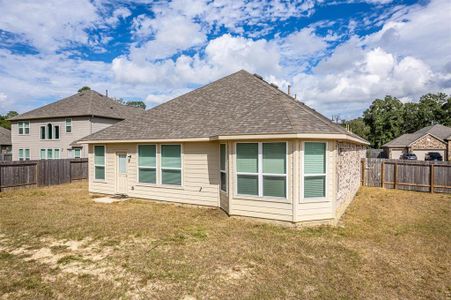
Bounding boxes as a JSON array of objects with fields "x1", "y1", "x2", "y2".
[
  {"x1": 136, "y1": 144, "x2": 158, "y2": 185},
  {"x1": 18, "y1": 121, "x2": 30, "y2": 135},
  {"x1": 73, "y1": 148, "x2": 81, "y2": 159},
  {"x1": 160, "y1": 144, "x2": 183, "y2": 187},
  {"x1": 65, "y1": 118, "x2": 72, "y2": 133},
  {"x1": 301, "y1": 141, "x2": 328, "y2": 203},
  {"x1": 94, "y1": 145, "x2": 106, "y2": 182},
  {"x1": 40, "y1": 126, "x2": 46, "y2": 140},
  {"x1": 40, "y1": 148, "x2": 62, "y2": 159},
  {"x1": 235, "y1": 142, "x2": 288, "y2": 200},
  {"x1": 220, "y1": 143, "x2": 227, "y2": 193}
]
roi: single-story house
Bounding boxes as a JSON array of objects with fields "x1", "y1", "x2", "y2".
[
  {"x1": 0, "y1": 127, "x2": 12, "y2": 155},
  {"x1": 382, "y1": 124, "x2": 451, "y2": 161},
  {"x1": 80, "y1": 70, "x2": 368, "y2": 224}
]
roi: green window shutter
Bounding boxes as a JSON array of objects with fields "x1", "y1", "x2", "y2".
[
  {"x1": 263, "y1": 143, "x2": 286, "y2": 174},
  {"x1": 237, "y1": 143, "x2": 258, "y2": 173},
  {"x1": 162, "y1": 169, "x2": 181, "y2": 185},
  {"x1": 263, "y1": 176, "x2": 286, "y2": 198},
  {"x1": 220, "y1": 144, "x2": 226, "y2": 170},
  {"x1": 161, "y1": 145, "x2": 181, "y2": 168},
  {"x1": 237, "y1": 175, "x2": 258, "y2": 195},
  {"x1": 304, "y1": 142, "x2": 326, "y2": 174},
  {"x1": 40, "y1": 149, "x2": 46, "y2": 159},
  {"x1": 304, "y1": 176, "x2": 325, "y2": 198},
  {"x1": 139, "y1": 145, "x2": 156, "y2": 167},
  {"x1": 95, "y1": 167, "x2": 105, "y2": 180},
  {"x1": 139, "y1": 168, "x2": 156, "y2": 184},
  {"x1": 94, "y1": 146, "x2": 105, "y2": 166}
]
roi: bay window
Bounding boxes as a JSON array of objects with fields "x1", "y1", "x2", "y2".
[
  {"x1": 94, "y1": 146, "x2": 105, "y2": 180},
  {"x1": 303, "y1": 142, "x2": 327, "y2": 200},
  {"x1": 236, "y1": 142, "x2": 287, "y2": 198},
  {"x1": 138, "y1": 145, "x2": 156, "y2": 184}
]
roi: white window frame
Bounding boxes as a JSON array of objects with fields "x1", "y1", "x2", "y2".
[
  {"x1": 18, "y1": 121, "x2": 30, "y2": 135},
  {"x1": 160, "y1": 144, "x2": 183, "y2": 187},
  {"x1": 65, "y1": 118, "x2": 72, "y2": 133},
  {"x1": 136, "y1": 144, "x2": 158, "y2": 185},
  {"x1": 40, "y1": 148, "x2": 62, "y2": 160},
  {"x1": 73, "y1": 148, "x2": 81, "y2": 158},
  {"x1": 40, "y1": 149, "x2": 46, "y2": 159},
  {"x1": 235, "y1": 142, "x2": 288, "y2": 200},
  {"x1": 220, "y1": 143, "x2": 227, "y2": 192},
  {"x1": 94, "y1": 145, "x2": 106, "y2": 181},
  {"x1": 40, "y1": 126, "x2": 46, "y2": 140},
  {"x1": 19, "y1": 148, "x2": 30, "y2": 161},
  {"x1": 301, "y1": 141, "x2": 328, "y2": 203}
]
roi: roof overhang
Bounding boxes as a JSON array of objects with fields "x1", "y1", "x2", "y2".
[{"x1": 79, "y1": 133, "x2": 369, "y2": 145}]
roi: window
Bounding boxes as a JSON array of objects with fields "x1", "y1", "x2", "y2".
[
  {"x1": 94, "y1": 146, "x2": 105, "y2": 180},
  {"x1": 65, "y1": 118, "x2": 72, "y2": 133},
  {"x1": 138, "y1": 145, "x2": 156, "y2": 184},
  {"x1": 19, "y1": 148, "x2": 30, "y2": 161},
  {"x1": 40, "y1": 126, "x2": 46, "y2": 139},
  {"x1": 54, "y1": 126, "x2": 60, "y2": 139},
  {"x1": 40, "y1": 149, "x2": 46, "y2": 159},
  {"x1": 47, "y1": 149, "x2": 53, "y2": 159},
  {"x1": 47, "y1": 124, "x2": 53, "y2": 139},
  {"x1": 220, "y1": 144, "x2": 227, "y2": 192},
  {"x1": 74, "y1": 148, "x2": 81, "y2": 158},
  {"x1": 54, "y1": 149, "x2": 60, "y2": 159},
  {"x1": 236, "y1": 142, "x2": 287, "y2": 198},
  {"x1": 18, "y1": 121, "x2": 30, "y2": 135},
  {"x1": 303, "y1": 142, "x2": 327, "y2": 199},
  {"x1": 161, "y1": 145, "x2": 181, "y2": 185}
]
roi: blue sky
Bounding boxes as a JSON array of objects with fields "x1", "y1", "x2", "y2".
[{"x1": 0, "y1": 0, "x2": 450, "y2": 120}]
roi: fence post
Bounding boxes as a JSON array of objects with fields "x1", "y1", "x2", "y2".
[
  {"x1": 381, "y1": 161, "x2": 384, "y2": 188},
  {"x1": 430, "y1": 164, "x2": 434, "y2": 193},
  {"x1": 394, "y1": 162, "x2": 398, "y2": 190}
]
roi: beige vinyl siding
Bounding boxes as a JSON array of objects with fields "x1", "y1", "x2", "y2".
[
  {"x1": 296, "y1": 140, "x2": 336, "y2": 222},
  {"x1": 11, "y1": 116, "x2": 122, "y2": 160},
  {"x1": 89, "y1": 142, "x2": 220, "y2": 207},
  {"x1": 229, "y1": 140, "x2": 294, "y2": 222}
]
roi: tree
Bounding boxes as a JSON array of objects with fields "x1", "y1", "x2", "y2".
[
  {"x1": 78, "y1": 86, "x2": 91, "y2": 93},
  {"x1": 363, "y1": 96, "x2": 404, "y2": 148},
  {"x1": 343, "y1": 118, "x2": 370, "y2": 140},
  {"x1": 402, "y1": 102, "x2": 421, "y2": 133},
  {"x1": 125, "y1": 101, "x2": 146, "y2": 109},
  {"x1": 0, "y1": 111, "x2": 18, "y2": 129}
]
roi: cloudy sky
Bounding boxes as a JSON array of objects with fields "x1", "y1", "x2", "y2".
[{"x1": 0, "y1": 0, "x2": 450, "y2": 119}]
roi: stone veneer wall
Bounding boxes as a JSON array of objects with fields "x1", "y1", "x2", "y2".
[
  {"x1": 410, "y1": 134, "x2": 447, "y2": 150},
  {"x1": 336, "y1": 142, "x2": 366, "y2": 218}
]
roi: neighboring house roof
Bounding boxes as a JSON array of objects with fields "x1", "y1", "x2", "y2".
[
  {"x1": 81, "y1": 70, "x2": 368, "y2": 144},
  {"x1": 382, "y1": 124, "x2": 451, "y2": 147},
  {"x1": 9, "y1": 90, "x2": 144, "y2": 121},
  {"x1": 0, "y1": 127, "x2": 11, "y2": 145}
]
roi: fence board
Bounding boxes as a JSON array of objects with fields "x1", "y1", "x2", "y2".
[
  {"x1": 0, "y1": 159, "x2": 88, "y2": 191},
  {"x1": 362, "y1": 158, "x2": 450, "y2": 194}
]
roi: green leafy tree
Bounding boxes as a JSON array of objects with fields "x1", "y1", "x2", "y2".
[
  {"x1": 363, "y1": 96, "x2": 404, "y2": 148},
  {"x1": 402, "y1": 102, "x2": 421, "y2": 133},
  {"x1": 342, "y1": 118, "x2": 370, "y2": 140},
  {"x1": 0, "y1": 111, "x2": 18, "y2": 129},
  {"x1": 78, "y1": 86, "x2": 91, "y2": 93},
  {"x1": 125, "y1": 101, "x2": 146, "y2": 109},
  {"x1": 441, "y1": 97, "x2": 451, "y2": 126},
  {"x1": 416, "y1": 93, "x2": 448, "y2": 128}
]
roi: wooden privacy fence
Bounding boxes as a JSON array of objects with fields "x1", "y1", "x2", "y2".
[
  {"x1": 0, "y1": 158, "x2": 88, "y2": 191},
  {"x1": 361, "y1": 158, "x2": 451, "y2": 194}
]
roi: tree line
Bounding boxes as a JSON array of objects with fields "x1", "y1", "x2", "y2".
[{"x1": 342, "y1": 93, "x2": 451, "y2": 148}]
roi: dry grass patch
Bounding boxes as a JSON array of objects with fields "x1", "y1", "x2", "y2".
[{"x1": 0, "y1": 182, "x2": 450, "y2": 299}]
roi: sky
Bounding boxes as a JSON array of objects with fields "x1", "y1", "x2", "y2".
[{"x1": 0, "y1": 0, "x2": 450, "y2": 120}]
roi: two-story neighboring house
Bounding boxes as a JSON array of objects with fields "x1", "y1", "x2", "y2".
[{"x1": 9, "y1": 90, "x2": 144, "y2": 161}]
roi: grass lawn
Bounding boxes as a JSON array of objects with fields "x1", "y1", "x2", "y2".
[{"x1": 0, "y1": 182, "x2": 450, "y2": 299}]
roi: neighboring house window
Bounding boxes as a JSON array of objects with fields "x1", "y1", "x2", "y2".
[
  {"x1": 47, "y1": 124, "x2": 53, "y2": 139},
  {"x1": 18, "y1": 121, "x2": 30, "y2": 135},
  {"x1": 40, "y1": 148, "x2": 62, "y2": 159},
  {"x1": 94, "y1": 146, "x2": 105, "y2": 180},
  {"x1": 40, "y1": 126, "x2": 46, "y2": 139},
  {"x1": 47, "y1": 149, "x2": 53, "y2": 159},
  {"x1": 303, "y1": 142, "x2": 327, "y2": 199},
  {"x1": 19, "y1": 148, "x2": 30, "y2": 161},
  {"x1": 54, "y1": 126, "x2": 60, "y2": 139},
  {"x1": 236, "y1": 142, "x2": 287, "y2": 198},
  {"x1": 54, "y1": 149, "x2": 60, "y2": 159},
  {"x1": 40, "y1": 149, "x2": 46, "y2": 159},
  {"x1": 161, "y1": 145, "x2": 182, "y2": 185},
  {"x1": 65, "y1": 118, "x2": 72, "y2": 133},
  {"x1": 138, "y1": 145, "x2": 156, "y2": 184},
  {"x1": 74, "y1": 148, "x2": 81, "y2": 158},
  {"x1": 220, "y1": 144, "x2": 227, "y2": 192}
]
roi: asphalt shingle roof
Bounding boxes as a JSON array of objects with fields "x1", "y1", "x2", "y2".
[
  {"x1": 81, "y1": 70, "x2": 368, "y2": 143},
  {"x1": 0, "y1": 127, "x2": 11, "y2": 145},
  {"x1": 10, "y1": 90, "x2": 144, "y2": 121},
  {"x1": 383, "y1": 124, "x2": 451, "y2": 147}
]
